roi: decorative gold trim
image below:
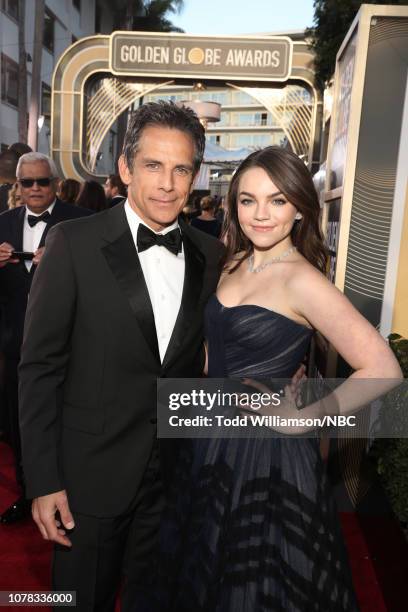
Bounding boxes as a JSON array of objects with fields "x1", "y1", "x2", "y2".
[
  {"x1": 51, "y1": 32, "x2": 319, "y2": 181},
  {"x1": 227, "y1": 84, "x2": 315, "y2": 164}
]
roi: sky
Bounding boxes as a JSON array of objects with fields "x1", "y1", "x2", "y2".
[{"x1": 174, "y1": 0, "x2": 315, "y2": 36}]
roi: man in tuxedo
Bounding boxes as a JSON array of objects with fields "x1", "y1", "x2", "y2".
[
  {"x1": 19, "y1": 102, "x2": 224, "y2": 610},
  {"x1": 104, "y1": 173, "x2": 127, "y2": 207},
  {"x1": 0, "y1": 152, "x2": 91, "y2": 524}
]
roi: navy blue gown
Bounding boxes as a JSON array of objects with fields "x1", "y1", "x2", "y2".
[{"x1": 157, "y1": 295, "x2": 359, "y2": 611}]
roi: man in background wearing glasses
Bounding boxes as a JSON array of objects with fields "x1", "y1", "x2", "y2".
[{"x1": 0, "y1": 152, "x2": 91, "y2": 524}]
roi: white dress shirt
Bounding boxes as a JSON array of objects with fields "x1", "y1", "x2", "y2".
[
  {"x1": 125, "y1": 200, "x2": 185, "y2": 362},
  {"x1": 23, "y1": 200, "x2": 56, "y2": 271}
]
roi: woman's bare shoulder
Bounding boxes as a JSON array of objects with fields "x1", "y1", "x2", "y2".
[{"x1": 287, "y1": 256, "x2": 328, "y2": 291}]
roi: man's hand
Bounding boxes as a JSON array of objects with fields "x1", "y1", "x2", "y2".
[
  {"x1": 32, "y1": 490, "x2": 75, "y2": 547},
  {"x1": 32, "y1": 246, "x2": 45, "y2": 266},
  {"x1": 0, "y1": 242, "x2": 19, "y2": 268}
]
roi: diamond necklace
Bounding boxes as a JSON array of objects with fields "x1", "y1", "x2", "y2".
[{"x1": 248, "y1": 246, "x2": 297, "y2": 273}]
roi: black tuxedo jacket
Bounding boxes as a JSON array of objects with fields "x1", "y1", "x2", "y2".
[
  {"x1": 0, "y1": 199, "x2": 92, "y2": 357},
  {"x1": 19, "y1": 204, "x2": 224, "y2": 517},
  {"x1": 109, "y1": 195, "x2": 126, "y2": 208}
]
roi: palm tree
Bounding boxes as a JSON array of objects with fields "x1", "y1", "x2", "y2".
[
  {"x1": 142, "y1": 0, "x2": 185, "y2": 32},
  {"x1": 117, "y1": 0, "x2": 185, "y2": 32}
]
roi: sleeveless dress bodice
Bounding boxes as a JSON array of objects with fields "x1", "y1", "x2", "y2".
[{"x1": 206, "y1": 294, "x2": 313, "y2": 379}]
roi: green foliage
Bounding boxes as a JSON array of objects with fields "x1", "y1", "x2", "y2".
[
  {"x1": 306, "y1": 0, "x2": 408, "y2": 91},
  {"x1": 376, "y1": 439, "x2": 408, "y2": 523},
  {"x1": 389, "y1": 333, "x2": 408, "y2": 377},
  {"x1": 116, "y1": 0, "x2": 185, "y2": 32},
  {"x1": 371, "y1": 334, "x2": 408, "y2": 524},
  {"x1": 142, "y1": 0, "x2": 185, "y2": 32}
]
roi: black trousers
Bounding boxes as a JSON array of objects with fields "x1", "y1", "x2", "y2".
[{"x1": 52, "y1": 443, "x2": 164, "y2": 612}]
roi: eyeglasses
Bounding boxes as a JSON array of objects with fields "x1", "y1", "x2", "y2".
[{"x1": 19, "y1": 177, "x2": 53, "y2": 188}]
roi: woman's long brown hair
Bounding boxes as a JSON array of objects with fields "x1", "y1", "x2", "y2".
[{"x1": 221, "y1": 146, "x2": 327, "y2": 272}]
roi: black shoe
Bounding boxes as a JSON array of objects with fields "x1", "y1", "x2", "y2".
[{"x1": 0, "y1": 497, "x2": 31, "y2": 524}]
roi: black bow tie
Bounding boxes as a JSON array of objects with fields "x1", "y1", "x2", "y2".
[
  {"x1": 27, "y1": 211, "x2": 51, "y2": 227},
  {"x1": 137, "y1": 224, "x2": 182, "y2": 256}
]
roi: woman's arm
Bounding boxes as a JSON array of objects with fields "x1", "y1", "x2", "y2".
[
  {"x1": 290, "y1": 265, "x2": 401, "y2": 378},
  {"x1": 287, "y1": 264, "x2": 402, "y2": 417}
]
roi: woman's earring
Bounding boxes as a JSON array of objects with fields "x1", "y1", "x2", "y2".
[{"x1": 295, "y1": 212, "x2": 303, "y2": 220}]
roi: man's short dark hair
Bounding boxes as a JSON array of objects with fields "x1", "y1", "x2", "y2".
[
  {"x1": 9, "y1": 142, "x2": 33, "y2": 157},
  {"x1": 0, "y1": 149, "x2": 19, "y2": 182},
  {"x1": 122, "y1": 101, "x2": 205, "y2": 175},
  {"x1": 108, "y1": 174, "x2": 127, "y2": 196}
]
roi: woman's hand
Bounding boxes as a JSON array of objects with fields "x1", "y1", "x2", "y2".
[{"x1": 239, "y1": 378, "x2": 322, "y2": 435}]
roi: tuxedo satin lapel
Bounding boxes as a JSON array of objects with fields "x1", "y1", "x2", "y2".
[
  {"x1": 161, "y1": 228, "x2": 205, "y2": 371},
  {"x1": 11, "y1": 206, "x2": 25, "y2": 251},
  {"x1": 101, "y1": 222, "x2": 160, "y2": 365}
]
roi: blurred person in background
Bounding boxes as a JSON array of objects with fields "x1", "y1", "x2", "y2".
[
  {"x1": 58, "y1": 178, "x2": 81, "y2": 205},
  {"x1": 76, "y1": 180, "x2": 108, "y2": 213},
  {"x1": 215, "y1": 195, "x2": 225, "y2": 224},
  {"x1": 104, "y1": 173, "x2": 127, "y2": 207},
  {"x1": 190, "y1": 194, "x2": 221, "y2": 238},
  {"x1": 9, "y1": 143, "x2": 32, "y2": 157},
  {"x1": 0, "y1": 150, "x2": 20, "y2": 213},
  {"x1": 0, "y1": 144, "x2": 33, "y2": 213},
  {"x1": 7, "y1": 183, "x2": 24, "y2": 209}
]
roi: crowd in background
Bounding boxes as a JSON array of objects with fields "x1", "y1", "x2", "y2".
[
  {"x1": 1, "y1": 146, "x2": 226, "y2": 233},
  {"x1": 1, "y1": 146, "x2": 225, "y2": 233},
  {"x1": 6, "y1": 173, "x2": 127, "y2": 213},
  {"x1": 182, "y1": 194, "x2": 224, "y2": 238},
  {"x1": 0, "y1": 142, "x2": 129, "y2": 214}
]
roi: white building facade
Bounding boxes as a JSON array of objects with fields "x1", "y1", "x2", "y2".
[{"x1": 0, "y1": 0, "x2": 115, "y2": 157}]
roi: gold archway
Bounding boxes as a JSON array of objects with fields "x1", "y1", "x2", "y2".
[
  {"x1": 51, "y1": 33, "x2": 321, "y2": 181},
  {"x1": 85, "y1": 80, "x2": 315, "y2": 172},
  {"x1": 227, "y1": 83, "x2": 315, "y2": 161}
]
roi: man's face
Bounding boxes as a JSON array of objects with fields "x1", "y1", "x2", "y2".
[
  {"x1": 119, "y1": 126, "x2": 196, "y2": 232},
  {"x1": 18, "y1": 161, "x2": 57, "y2": 213}
]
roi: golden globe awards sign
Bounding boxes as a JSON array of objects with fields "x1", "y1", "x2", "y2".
[{"x1": 110, "y1": 32, "x2": 292, "y2": 81}]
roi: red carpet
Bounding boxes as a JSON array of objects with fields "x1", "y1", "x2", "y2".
[
  {"x1": 0, "y1": 441, "x2": 52, "y2": 611},
  {"x1": 341, "y1": 512, "x2": 408, "y2": 611},
  {"x1": 1, "y1": 441, "x2": 407, "y2": 611}
]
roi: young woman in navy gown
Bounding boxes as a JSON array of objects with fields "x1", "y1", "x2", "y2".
[{"x1": 157, "y1": 147, "x2": 401, "y2": 612}]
